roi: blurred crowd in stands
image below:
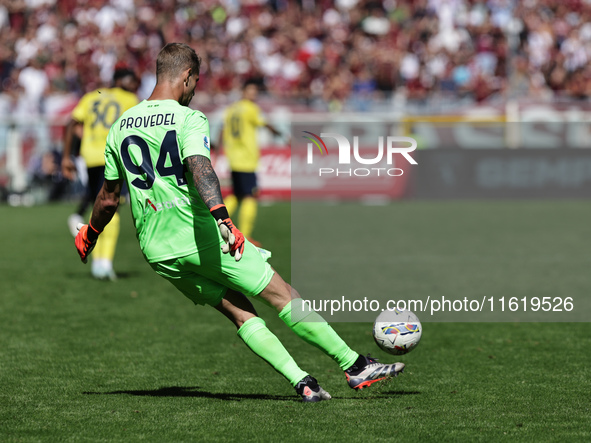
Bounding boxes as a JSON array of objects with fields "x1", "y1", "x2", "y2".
[{"x1": 0, "y1": 0, "x2": 590, "y2": 117}]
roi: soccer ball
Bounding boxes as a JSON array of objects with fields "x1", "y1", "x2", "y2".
[{"x1": 373, "y1": 309, "x2": 422, "y2": 355}]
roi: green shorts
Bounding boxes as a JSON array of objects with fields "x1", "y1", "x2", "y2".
[{"x1": 150, "y1": 240, "x2": 275, "y2": 306}]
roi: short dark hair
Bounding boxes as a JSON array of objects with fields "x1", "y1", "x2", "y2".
[
  {"x1": 156, "y1": 43, "x2": 202, "y2": 82},
  {"x1": 113, "y1": 68, "x2": 137, "y2": 83},
  {"x1": 242, "y1": 78, "x2": 261, "y2": 90}
]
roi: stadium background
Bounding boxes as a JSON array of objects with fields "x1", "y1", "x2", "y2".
[
  {"x1": 1, "y1": 1, "x2": 591, "y2": 441},
  {"x1": 0, "y1": 0, "x2": 590, "y2": 201}
]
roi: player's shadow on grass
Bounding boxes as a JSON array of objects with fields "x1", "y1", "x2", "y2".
[
  {"x1": 83, "y1": 386, "x2": 421, "y2": 401},
  {"x1": 83, "y1": 386, "x2": 294, "y2": 401}
]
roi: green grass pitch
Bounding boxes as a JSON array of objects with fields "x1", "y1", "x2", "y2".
[{"x1": 1, "y1": 201, "x2": 590, "y2": 441}]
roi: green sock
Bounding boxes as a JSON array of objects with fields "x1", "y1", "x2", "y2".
[
  {"x1": 237, "y1": 317, "x2": 308, "y2": 387},
  {"x1": 279, "y1": 299, "x2": 359, "y2": 371}
]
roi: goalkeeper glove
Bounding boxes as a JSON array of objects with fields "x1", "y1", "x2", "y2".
[
  {"x1": 210, "y1": 204, "x2": 245, "y2": 261},
  {"x1": 75, "y1": 222, "x2": 101, "y2": 263}
]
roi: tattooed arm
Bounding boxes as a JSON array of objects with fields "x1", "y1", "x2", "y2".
[
  {"x1": 185, "y1": 154, "x2": 224, "y2": 209},
  {"x1": 76, "y1": 178, "x2": 122, "y2": 263},
  {"x1": 90, "y1": 178, "x2": 123, "y2": 231},
  {"x1": 185, "y1": 154, "x2": 245, "y2": 260}
]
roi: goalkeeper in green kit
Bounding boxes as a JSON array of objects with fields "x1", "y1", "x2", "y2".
[{"x1": 75, "y1": 43, "x2": 405, "y2": 402}]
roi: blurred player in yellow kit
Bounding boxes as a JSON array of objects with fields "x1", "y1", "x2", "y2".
[
  {"x1": 62, "y1": 68, "x2": 139, "y2": 280},
  {"x1": 218, "y1": 80, "x2": 283, "y2": 245}
]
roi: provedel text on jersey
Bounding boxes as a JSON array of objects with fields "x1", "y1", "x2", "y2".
[{"x1": 119, "y1": 113, "x2": 177, "y2": 130}]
